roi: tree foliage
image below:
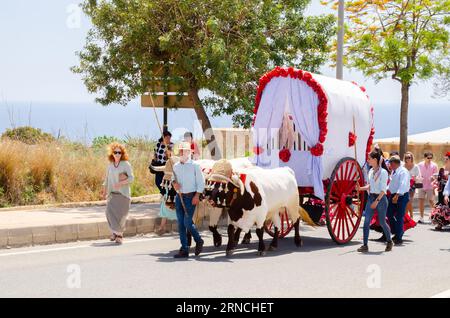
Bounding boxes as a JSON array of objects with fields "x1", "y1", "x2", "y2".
[
  {"x1": 73, "y1": 0, "x2": 335, "y2": 128},
  {"x1": 323, "y1": 0, "x2": 450, "y2": 156}
]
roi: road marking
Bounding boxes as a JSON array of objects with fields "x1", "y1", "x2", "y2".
[
  {"x1": 0, "y1": 236, "x2": 176, "y2": 257},
  {"x1": 431, "y1": 289, "x2": 450, "y2": 298}
]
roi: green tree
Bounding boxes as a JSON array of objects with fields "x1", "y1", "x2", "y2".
[
  {"x1": 72, "y1": 0, "x2": 335, "y2": 158},
  {"x1": 323, "y1": 0, "x2": 450, "y2": 157}
]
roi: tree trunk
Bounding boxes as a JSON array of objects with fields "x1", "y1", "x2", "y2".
[
  {"x1": 189, "y1": 88, "x2": 222, "y2": 159},
  {"x1": 399, "y1": 82, "x2": 410, "y2": 158}
]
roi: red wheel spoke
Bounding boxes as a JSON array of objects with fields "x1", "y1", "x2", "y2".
[
  {"x1": 345, "y1": 207, "x2": 356, "y2": 228},
  {"x1": 329, "y1": 204, "x2": 338, "y2": 222},
  {"x1": 344, "y1": 161, "x2": 352, "y2": 180},
  {"x1": 342, "y1": 210, "x2": 351, "y2": 238},
  {"x1": 336, "y1": 209, "x2": 342, "y2": 239}
]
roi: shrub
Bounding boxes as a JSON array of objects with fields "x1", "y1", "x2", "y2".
[
  {"x1": 91, "y1": 135, "x2": 122, "y2": 150},
  {"x1": 1, "y1": 126, "x2": 55, "y2": 144}
]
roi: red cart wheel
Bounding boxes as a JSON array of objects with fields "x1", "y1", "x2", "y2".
[
  {"x1": 264, "y1": 209, "x2": 294, "y2": 238},
  {"x1": 325, "y1": 157, "x2": 365, "y2": 244}
]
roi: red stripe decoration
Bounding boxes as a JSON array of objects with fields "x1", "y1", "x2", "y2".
[{"x1": 253, "y1": 66, "x2": 328, "y2": 157}]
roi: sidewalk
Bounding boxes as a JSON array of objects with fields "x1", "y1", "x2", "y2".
[
  {"x1": 0, "y1": 195, "x2": 183, "y2": 249},
  {"x1": 0, "y1": 196, "x2": 424, "y2": 249}
]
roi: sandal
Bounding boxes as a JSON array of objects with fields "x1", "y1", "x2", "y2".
[
  {"x1": 156, "y1": 227, "x2": 166, "y2": 236},
  {"x1": 115, "y1": 235, "x2": 123, "y2": 245}
]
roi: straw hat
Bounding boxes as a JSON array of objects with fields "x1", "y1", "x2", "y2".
[
  {"x1": 207, "y1": 159, "x2": 233, "y2": 182},
  {"x1": 205, "y1": 159, "x2": 244, "y2": 195}
]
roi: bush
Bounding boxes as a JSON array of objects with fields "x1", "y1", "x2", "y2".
[
  {"x1": 91, "y1": 135, "x2": 122, "y2": 150},
  {"x1": 1, "y1": 126, "x2": 55, "y2": 144}
]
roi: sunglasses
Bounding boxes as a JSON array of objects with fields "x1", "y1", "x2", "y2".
[
  {"x1": 426, "y1": 157, "x2": 433, "y2": 160},
  {"x1": 405, "y1": 156, "x2": 412, "y2": 159},
  {"x1": 113, "y1": 151, "x2": 122, "y2": 155}
]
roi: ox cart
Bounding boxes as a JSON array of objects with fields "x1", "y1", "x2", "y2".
[{"x1": 251, "y1": 67, "x2": 375, "y2": 244}]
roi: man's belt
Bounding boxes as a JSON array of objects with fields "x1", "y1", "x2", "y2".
[{"x1": 180, "y1": 192, "x2": 196, "y2": 197}]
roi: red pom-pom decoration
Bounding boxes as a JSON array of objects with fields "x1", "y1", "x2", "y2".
[
  {"x1": 310, "y1": 143, "x2": 324, "y2": 156},
  {"x1": 279, "y1": 148, "x2": 291, "y2": 162},
  {"x1": 253, "y1": 146, "x2": 264, "y2": 155},
  {"x1": 349, "y1": 132, "x2": 357, "y2": 147}
]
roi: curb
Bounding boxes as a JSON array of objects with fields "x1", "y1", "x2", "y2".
[
  {"x1": 0, "y1": 215, "x2": 226, "y2": 250},
  {"x1": 0, "y1": 194, "x2": 161, "y2": 212}
]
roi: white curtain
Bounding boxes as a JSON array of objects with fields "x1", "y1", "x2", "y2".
[
  {"x1": 253, "y1": 77, "x2": 325, "y2": 199},
  {"x1": 288, "y1": 78, "x2": 324, "y2": 199},
  {"x1": 253, "y1": 78, "x2": 290, "y2": 168}
]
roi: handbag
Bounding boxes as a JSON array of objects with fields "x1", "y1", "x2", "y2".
[{"x1": 149, "y1": 159, "x2": 164, "y2": 174}]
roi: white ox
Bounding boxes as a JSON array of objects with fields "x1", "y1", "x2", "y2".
[{"x1": 207, "y1": 165, "x2": 303, "y2": 256}]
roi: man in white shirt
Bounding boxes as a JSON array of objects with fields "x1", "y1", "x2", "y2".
[{"x1": 387, "y1": 156, "x2": 410, "y2": 245}]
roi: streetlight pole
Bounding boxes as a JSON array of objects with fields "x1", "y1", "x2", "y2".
[{"x1": 336, "y1": 0, "x2": 344, "y2": 80}]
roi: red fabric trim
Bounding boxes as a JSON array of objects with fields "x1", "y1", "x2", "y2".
[
  {"x1": 253, "y1": 67, "x2": 328, "y2": 157},
  {"x1": 239, "y1": 173, "x2": 247, "y2": 184}
]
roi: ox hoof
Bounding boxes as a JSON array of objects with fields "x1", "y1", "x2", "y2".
[
  {"x1": 214, "y1": 237, "x2": 222, "y2": 248},
  {"x1": 295, "y1": 239, "x2": 303, "y2": 248},
  {"x1": 226, "y1": 250, "x2": 234, "y2": 257},
  {"x1": 241, "y1": 238, "x2": 251, "y2": 245},
  {"x1": 257, "y1": 250, "x2": 266, "y2": 256},
  {"x1": 268, "y1": 245, "x2": 277, "y2": 251}
]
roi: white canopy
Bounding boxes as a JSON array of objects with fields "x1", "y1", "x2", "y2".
[{"x1": 252, "y1": 67, "x2": 373, "y2": 199}]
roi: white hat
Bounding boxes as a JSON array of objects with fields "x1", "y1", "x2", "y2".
[{"x1": 178, "y1": 141, "x2": 192, "y2": 151}]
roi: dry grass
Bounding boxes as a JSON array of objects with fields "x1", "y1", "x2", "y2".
[{"x1": 0, "y1": 140, "x2": 158, "y2": 207}]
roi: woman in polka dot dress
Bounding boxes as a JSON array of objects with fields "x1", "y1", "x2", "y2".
[{"x1": 153, "y1": 131, "x2": 173, "y2": 194}]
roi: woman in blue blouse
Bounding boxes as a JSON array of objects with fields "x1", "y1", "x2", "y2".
[{"x1": 356, "y1": 150, "x2": 394, "y2": 253}]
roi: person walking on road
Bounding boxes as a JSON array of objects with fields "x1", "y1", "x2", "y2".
[
  {"x1": 417, "y1": 152, "x2": 438, "y2": 223},
  {"x1": 356, "y1": 150, "x2": 393, "y2": 253},
  {"x1": 387, "y1": 155, "x2": 411, "y2": 245},
  {"x1": 171, "y1": 142, "x2": 205, "y2": 258},
  {"x1": 403, "y1": 152, "x2": 421, "y2": 219},
  {"x1": 443, "y1": 152, "x2": 450, "y2": 206},
  {"x1": 101, "y1": 143, "x2": 134, "y2": 245}
]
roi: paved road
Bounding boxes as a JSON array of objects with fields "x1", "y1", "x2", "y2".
[{"x1": 0, "y1": 211, "x2": 449, "y2": 298}]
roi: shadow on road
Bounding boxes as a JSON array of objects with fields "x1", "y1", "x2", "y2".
[{"x1": 148, "y1": 234, "x2": 360, "y2": 262}]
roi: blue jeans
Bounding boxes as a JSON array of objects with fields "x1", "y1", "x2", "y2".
[
  {"x1": 363, "y1": 194, "x2": 391, "y2": 245},
  {"x1": 175, "y1": 194, "x2": 202, "y2": 252},
  {"x1": 387, "y1": 192, "x2": 410, "y2": 241}
]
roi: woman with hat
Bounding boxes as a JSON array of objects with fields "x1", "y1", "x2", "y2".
[{"x1": 171, "y1": 142, "x2": 205, "y2": 258}]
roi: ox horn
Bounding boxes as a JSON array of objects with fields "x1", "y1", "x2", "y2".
[{"x1": 231, "y1": 174, "x2": 244, "y2": 196}]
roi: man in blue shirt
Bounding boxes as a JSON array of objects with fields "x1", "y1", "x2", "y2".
[
  {"x1": 387, "y1": 155, "x2": 410, "y2": 245},
  {"x1": 172, "y1": 142, "x2": 205, "y2": 258}
]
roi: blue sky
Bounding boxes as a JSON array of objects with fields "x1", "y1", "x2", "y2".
[
  {"x1": 0, "y1": 0, "x2": 446, "y2": 105},
  {"x1": 0, "y1": 1, "x2": 448, "y2": 143}
]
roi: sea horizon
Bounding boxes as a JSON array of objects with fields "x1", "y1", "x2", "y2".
[{"x1": 1, "y1": 99, "x2": 449, "y2": 145}]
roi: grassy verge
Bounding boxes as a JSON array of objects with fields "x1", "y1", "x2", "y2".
[{"x1": 0, "y1": 137, "x2": 158, "y2": 208}]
